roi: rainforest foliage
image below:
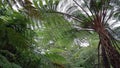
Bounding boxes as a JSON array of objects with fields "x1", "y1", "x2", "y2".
[{"x1": 0, "y1": 0, "x2": 120, "y2": 68}]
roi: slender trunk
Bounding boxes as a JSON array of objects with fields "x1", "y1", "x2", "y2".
[
  {"x1": 101, "y1": 45, "x2": 110, "y2": 68},
  {"x1": 98, "y1": 29, "x2": 120, "y2": 68}
]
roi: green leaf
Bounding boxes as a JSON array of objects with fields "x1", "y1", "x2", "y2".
[{"x1": 45, "y1": 53, "x2": 67, "y2": 64}]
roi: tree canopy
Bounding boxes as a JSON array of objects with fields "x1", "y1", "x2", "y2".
[{"x1": 0, "y1": 0, "x2": 120, "y2": 68}]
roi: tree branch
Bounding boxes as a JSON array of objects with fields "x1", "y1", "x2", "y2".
[{"x1": 73, "y1": 25, "x2": 94, "y2": 31}]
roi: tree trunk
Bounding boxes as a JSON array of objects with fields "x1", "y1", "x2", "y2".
[
  {"x1": 101, "y1": 45, "x2": 110, "y2": 68},
  {"x1": 99, "y1": 29, "x2": 120, "y2": 68}
]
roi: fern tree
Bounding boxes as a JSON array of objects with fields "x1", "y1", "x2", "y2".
[{"x1": 2, "y1": 0, "x2": 120, "y2": 68}]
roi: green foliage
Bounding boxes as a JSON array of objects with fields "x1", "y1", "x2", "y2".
[
  {"x1": 73, "y1": 46, "x2": 98, "y2": 68},
  {"x1": 0, "y1": 54, "x2": 21, "y2": 68},
  {"x1": 0, "y1": 0, "x2": 120, "y2": 68},
  {"x1": 0, "y1": 5, "x2": 39, "y2": 68},
  {"x1": 45, "y1": 53, "x2": 67, "y2": 64},
  {"x1": 0, "y1": 10, "x2": 36, "y2": 49},
  {"x1": 0, "y1": 3, "x2": 70, "y2": 68}
]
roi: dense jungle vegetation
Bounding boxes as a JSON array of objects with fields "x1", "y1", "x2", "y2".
[{"x1": 0, "y1": 0, "x2": 120, "y2": 68}]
